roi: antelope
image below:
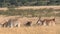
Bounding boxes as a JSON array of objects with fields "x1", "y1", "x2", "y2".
[
  {"x1": 2, "y1": 18, "x2": 21, "y2": 28},
  {"x1": 44, "y1": 18, "x2": 55, "y2": 26},
  {"x1": 36, "y1": 17, "x2": 55, "y2": 26},
  {"x1": 24, "y1": 21, "x2": 32, "y2": 26}
]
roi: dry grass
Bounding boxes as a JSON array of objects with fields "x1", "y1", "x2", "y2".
[
  {"x1": 0, "y1": 16, "x2": 59, "y2": 34},
  {"x1": 56, "y1": 25, "x2": 60, "y2": 34},
  {"x1": 0, "y1": 8, "x2": 8, "y2": 11},
  {"x1": 0, "y1": 6, "x2": 59, "y2": 34},
  {"x1": 0, "y1": 26, "x2": 56, "y2": 34},
  {"x1": 1, "y1": 6, "x2": 60, "y2": 11},
  {"x1": 16, "y1": 6, "x2": 60, "y2": 10}
]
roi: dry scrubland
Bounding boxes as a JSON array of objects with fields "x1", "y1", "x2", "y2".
[
  {"x1": 0, "y1": 16, "x2": 59, "y2": 34},
  {"x1": 0, "y1": 6, "x2": 60, "y2": 34}
]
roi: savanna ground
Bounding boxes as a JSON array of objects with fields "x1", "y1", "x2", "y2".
[
  {"x1": 0, "y1": 16, "x2": 59, "y2": 34},
  {"x1": 0, "y1": 6, "x2": 60, "y2": 34},
  {"x1": 0, "y1": 26, "x2": 56, "y2": 34}
]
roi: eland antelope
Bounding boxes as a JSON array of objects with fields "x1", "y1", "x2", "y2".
[
  {"x1": 36, "y1": 17, "x2": 55, "y2": 26},
  {"x1": 44, "y1": 18, "x2": 55, "y2": 26},
  {"x1": 2, "y1": 18, "x2": 20, "y2": 28},
  {"x1": 24, "y1": 21, "x2": 32, "y2": 26},
  {"x1": 36, "y1": 17, "x2": 45, "y2": 25}
]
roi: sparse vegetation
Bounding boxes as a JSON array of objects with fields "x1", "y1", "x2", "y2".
[
  {"x1": 0, "y1": 8, "x2": 60, "y2": 17},
  {"x1": 0, "y1": 0, "x2": 60, "y2": 7}
]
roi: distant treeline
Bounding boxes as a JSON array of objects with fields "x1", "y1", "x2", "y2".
[{"x1": 0, "y1": 0, "x2": 60, "y2": 7}]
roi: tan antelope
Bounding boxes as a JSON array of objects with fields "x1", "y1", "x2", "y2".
[
  {"x1": 2, "y1": 18, "x2": 21, "y2": 28},
  {"x1": 36, "y1": 17, "x2": 45, "y2": 25},
  {"x1": 24, "y1": 21, "x2": 32, "y2": 26},
  {"x1": 36, "y1": 17, "x2": 55, "y2": 26},
  {"x1": 44, "y1": 18, "x2": 55, "y2": 26}
]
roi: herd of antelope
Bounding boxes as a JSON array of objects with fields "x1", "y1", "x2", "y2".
[{"x1": 0, "y1": 17, "x2": 56, "y2": 28}]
